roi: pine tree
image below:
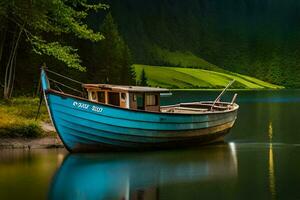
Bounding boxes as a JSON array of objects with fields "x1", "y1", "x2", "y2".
[
  {"x1": 140, "y1": 69, "x2": 148, "y2": 86},
  {"x1": 90, "y1": 13, "x2": 134, "y2": 85}
]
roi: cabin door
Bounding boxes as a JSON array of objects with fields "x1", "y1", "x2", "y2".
[
  {"x1": 108, "y1": 92, "x2": 120, "y2": 106},
  {"x1": 137, "y1": 94, "x2": 145, "y2": 110}
]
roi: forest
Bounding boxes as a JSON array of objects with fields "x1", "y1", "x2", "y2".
[
  {"x1": 0, "y1": 0, "x2": 134, "y2": 98},
  {"x1": 1, "y1": 0, "x2": 300, "y2": 98},
  {"x1": 105, "y1": 0, "x2": 300, "y2": 88}
]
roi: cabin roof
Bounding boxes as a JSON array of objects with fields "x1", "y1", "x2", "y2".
[{"x1": 83, "y1": 84, "x2": 170, "y2": 93}]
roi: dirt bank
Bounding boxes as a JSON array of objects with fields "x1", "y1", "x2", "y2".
[{"x1": 0, "y1": 137, "x2": 63, "y2": 149}]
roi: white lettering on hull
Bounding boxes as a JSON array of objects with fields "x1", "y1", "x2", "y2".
[{"x1": 72, "y1": 101, "x2": 103, "y2": 113}]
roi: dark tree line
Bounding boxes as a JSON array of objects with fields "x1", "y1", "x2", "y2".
[
  {"x1": 104, "y1": 0, "x2": 300, "y2": 88},
  {"x1": 0, "y1": 0, "x2": 135, "y2": 98},
  {"x1": 84, "y1": 13, "x2": 135, "y2": 85}
]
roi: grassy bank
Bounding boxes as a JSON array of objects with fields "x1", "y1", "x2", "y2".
[
  {"x1": 134, "y1": 64, "x2": 283, "y2": 89},
  {"x1": 153, "y1": 47, "x2": 224, "y2": 72},
  {"x1": 0, "y1": 97, "x2": 50, "y2": 138}
]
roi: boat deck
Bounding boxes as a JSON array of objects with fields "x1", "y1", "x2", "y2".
[{"x1": 160, "y1": 102, "x2": 237, "y2": 114}]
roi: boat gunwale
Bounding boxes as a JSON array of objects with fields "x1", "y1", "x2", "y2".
[{"x1": 45, "y1": 89, "x2": 239, "y2": 116}]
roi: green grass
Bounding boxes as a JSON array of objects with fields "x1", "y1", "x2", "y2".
[
  {"x1": 134, "y1": 64, "x2": 283, "y2": 89},
  {"x1": 154, "y1": 47, "x2": 224, "y2": 72},
  {"x1": 151, "y1": 47, "x2": 284, "y2": 89},
  {"x1": 0, "y1": 97, "x2": 50, "y2": 138}
]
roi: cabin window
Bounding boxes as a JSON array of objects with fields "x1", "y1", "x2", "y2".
[
  {"x1": 90, "y1": 91, "x2": 97, "y2": 102},
  {"x1": 133, "y1": 94, "x2": 137, "y2": 102},
  {"x1": 97, "y1": 92, "x2": 105, "y2": 103},
  {"x1": 121, "y1": 93, "x2": 126, "y2": 102},
  {"x1": 108, "y1": 92, "x2": 120, "y2": 106},
  {"x1": 145, "y1": 94, "x2": 158, "y2": 106}
]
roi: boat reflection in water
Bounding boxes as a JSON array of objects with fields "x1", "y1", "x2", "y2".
[{"x1": 49, "y1": 144, "x2": 238, "y2": 200}]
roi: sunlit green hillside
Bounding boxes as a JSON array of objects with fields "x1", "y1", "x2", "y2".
[
  {"x1": 133, "y1": 64, "x2": 283, "y2": 89},
  {"x1": 154, "y1": 47, "x2": 224, "y2": 72}
]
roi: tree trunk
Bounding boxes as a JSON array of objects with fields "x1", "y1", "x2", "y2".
[
  {"x1": 3, "y1": 26, "x2": 23, "y2": 99},
  {"x1": 0, "y1": 28, "x2": 7, "y2": 89},
  {"x1": 9, "y1": 55, "x2": 17, "y2": 98},
  {"x1": 0, "y1": 28, "x2": 7, "y2": 65},
  {"x1": 3, "y1": 32, "x2": 16, "y2": 99}
]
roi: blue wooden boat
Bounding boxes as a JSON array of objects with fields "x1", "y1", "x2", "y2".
[{"x1": 41, "y1": 68, "x2": 239, "y2": 152}]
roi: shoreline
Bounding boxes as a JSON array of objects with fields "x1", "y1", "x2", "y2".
[
  {"x1": 0, "y1": 122, "x2": 64, "y2": 150},
  {"x1": 0, "y1": 136, "x2": 64, "y2": 150}
]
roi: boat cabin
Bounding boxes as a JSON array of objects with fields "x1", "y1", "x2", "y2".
[{"x1": 83, "y1": 84, "x2": 170, "y2": 112}]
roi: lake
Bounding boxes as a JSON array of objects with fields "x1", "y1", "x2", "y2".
[{"x1": 1, "y1": 90, "x2": 300, "y2": 200}]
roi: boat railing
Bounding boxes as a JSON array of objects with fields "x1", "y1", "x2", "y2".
[{"x1": 42, "y1": 68, "x2": 86, "y2": 98}]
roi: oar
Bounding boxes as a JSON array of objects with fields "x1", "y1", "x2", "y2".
[{"x1": 210, "y1": 80, "x2": 235, "y2": 110}]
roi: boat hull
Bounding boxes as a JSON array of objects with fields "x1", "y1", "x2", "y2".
[{"x1": 45, "y1": 90, "x2": 238, "y2": 152}]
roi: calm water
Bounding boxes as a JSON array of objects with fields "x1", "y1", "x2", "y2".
[{"x1": 1, "y1": 90, "x2": 300, "y2": 200}]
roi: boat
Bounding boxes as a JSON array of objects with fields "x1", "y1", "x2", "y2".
[{"x1": 40, "y1": 68, "x2": 239, "y2": 152}]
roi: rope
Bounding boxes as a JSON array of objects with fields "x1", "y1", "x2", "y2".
[
  {"x1": 45, "y1": 69, "x2": 84, "y2": 85},
  {"x1": 48, "y1": 78, "x2": 84, "y2": 95}
]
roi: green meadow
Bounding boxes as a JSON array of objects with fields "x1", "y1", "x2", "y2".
[
  {"x1": 154, "y1": 47, "x2": 225, "y2": 72},
  {"x1": 0, "y1": 98, "x2": 50, "y2": 138},
  {"x1": 134, "y1": 64, "x2": 283, "y2": 89}
]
